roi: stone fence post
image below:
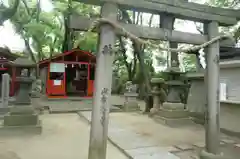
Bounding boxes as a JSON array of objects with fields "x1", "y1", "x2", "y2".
[{"x1": 1, "y1": 73, "x2": 10, "y2": 108}]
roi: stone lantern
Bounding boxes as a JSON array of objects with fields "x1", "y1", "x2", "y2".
[
  {"x1": 123, "y1": 81, "x2": 140, "y2": 112},
  {"x1": 3, "y1": 56, "x2": 41, "y2": 133},
  {"x1": 154, "y1": 61, "x2": 193, "y2": 127}
]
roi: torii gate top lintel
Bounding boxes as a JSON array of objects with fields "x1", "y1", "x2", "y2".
[{"x1": 74, "y1": 0, "x2": 240, "y2": 26}]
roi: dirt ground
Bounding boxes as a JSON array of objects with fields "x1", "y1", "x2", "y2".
[{"x1": 0, "y1": 114, "x2": 127, "y2": 159}]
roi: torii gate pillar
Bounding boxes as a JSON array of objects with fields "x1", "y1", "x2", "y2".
[
  {"x1": 88, "y1": 2, "x2": 117, "y2": 159},
  {"x1": 200, "y1": 21, "x2": 222, "y2": 158}
]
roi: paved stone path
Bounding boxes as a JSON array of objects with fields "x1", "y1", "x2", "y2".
[
  {"x1": 33, "y1": 95, "x2": 240, "y2": 138},
  {"x1": 79, "y1": 111, "x2": 240, "y2": 159},
  {"x1": 79, "y1": 111, "x2": 181, "y2": 159},
  {"x1": 110, "y1": 95, "x2": 240, "y2": 137}
]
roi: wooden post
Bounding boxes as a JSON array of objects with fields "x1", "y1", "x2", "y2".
[
  {"x1": 10, "y1": 67, "x2": 16, "y2": 96},
  {"x1": 1, "y1": 73, "x2": 10, "y2": 108},
  {"x1": 204, "y1": 21, "x2": 220, "y2": 154},
  {"x1": 88, "y1": 2, "x2": 117, "y2": 159}
]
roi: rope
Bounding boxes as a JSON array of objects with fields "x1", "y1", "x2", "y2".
[{"x1": 87, "y1": 18, "x2": 236, "y2": 53}]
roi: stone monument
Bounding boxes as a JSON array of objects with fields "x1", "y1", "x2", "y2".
[
  {"x1": 3, "y1": 56, "x2": 41, "y2": 133},
  {"x1": 123, "y1": 81, "x2": 140, "y2": 112},
  {"x1": 186, "y1": 71, "x2": 206, "y2": 124},
  {"x1": 1, "y1": 73, "x2": 10, "y2": 107},
  {"x1": 111, "y1": 70, "x2": 119, "y2": 94},
  {"x1": 154, "y1": 61, "x2": 193, "y2": 127},
  {"x1": 149, "y1": 78, "x2": 166, "y2": 116}
]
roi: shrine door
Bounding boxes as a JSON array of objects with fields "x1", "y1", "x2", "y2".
[{"x1": 47, "y1": 63, "x2": 66, "y2": 96}]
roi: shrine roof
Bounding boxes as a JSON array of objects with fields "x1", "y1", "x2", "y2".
[
  {"x1": 39, "y1": 48, "x2": 96, "y2": 65},
  {"x1": 0, "y1": 47, "x2": 21, "y2": 61}
]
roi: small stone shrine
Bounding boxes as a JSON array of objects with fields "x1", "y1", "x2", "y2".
[
  {"x1": 149, "y1": 78, "x2": 166, "y2": 116},
  {"x1": 123, "y1": 81, "x2": 140, "y2": 112},
  {"x1": 186, "y1": 70, "x2": 206, "y2": 124},
  {"x1": 3, "y1": 56, "x2": 41, "y2": 133},
  {"x1": 154, "y1": 61, "x2": 193, "y2": 127}
]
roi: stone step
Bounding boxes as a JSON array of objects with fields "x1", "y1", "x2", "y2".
[
  {"x1": 9, "y1": 106, "x2": 35, "y2": 115},
  {"x1": 0, "y1": 121, "x2": 42, "y2": 135},
  {"x1": 162, "y1": 102, "x2": 185, "y2": 110},
  {"x1": 123, "y1": 102, "x2": 140, "y2": 112},
  {"x1": 153, "y1": 116, "x2": 194, "y2": 127},
  {"x1": 158, "y1": 109, "x2": 189, "y2": 118},
  {"x1": 4, "y1": 113, "x2": 39, "y2": 126}
]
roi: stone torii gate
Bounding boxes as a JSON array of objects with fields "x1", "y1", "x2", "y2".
[{"x1": 69, "y1": 0, "x2": 240, "y2": 159}]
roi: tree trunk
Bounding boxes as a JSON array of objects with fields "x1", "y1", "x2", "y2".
[{"x1": 121, "y1": 10, "x2": 153, "y2": 112}]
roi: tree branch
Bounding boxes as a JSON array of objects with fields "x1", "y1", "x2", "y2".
[{"x1": 0, "y1": 0, "x2": 20, "y2": 25}]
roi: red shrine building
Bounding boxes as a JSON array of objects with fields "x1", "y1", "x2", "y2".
[
  {"x1": 38, "y1": 48, "x2": 96, "y2": 98},
  {"x1": 0, "y1": 47, "x2": 21, "y2": 96}
]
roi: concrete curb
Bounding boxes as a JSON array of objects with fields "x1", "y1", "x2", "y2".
[
  {"x1": 190, "y1": 119, "x2": 240, "y2": 139},
  {"x1": 49, "y1": 109, "x2": 92, "y2": 114},
  {"x1": 199, "y1": 150, "x2": 235, "y2": 159},
  {"x1": 220, "y1": 128, "x2": 240, "y2": 138}
]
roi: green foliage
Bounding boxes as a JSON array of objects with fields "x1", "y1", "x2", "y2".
[
  {"x1": 5, "y1": 0, "x2": 99, "y2": 62},
  {"x1": 182, "y1": 54, "x2": 197, "y2": 72}
]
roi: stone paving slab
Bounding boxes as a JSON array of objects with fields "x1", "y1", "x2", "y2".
[
  {"x1": 221, "y1": 139, "x2": 236, "y2": 144},
  {"x1": 130, "y1": 152, "x2": 180, "y2": 159},
  {"x1": 234, "y1": 144, "x2": 240, "y2": 148},
  {"x1": 125, "y1": 146, "x2": 180, "y2": 157},
  {"x1": 174, "y1": 144, "x2": 195, "y2": 151},
  {"x1": 192, "y1": 142, "x2": 205, "y2": 148},
  {"x1": 79, "y1": 111, "x2": 180, "y2": 159},
  {"x1": 48, "y1": 101, "x2": 121, "y2": 114}
]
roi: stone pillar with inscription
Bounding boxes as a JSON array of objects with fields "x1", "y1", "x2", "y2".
[
  {"x1": 88, "y1": 3, "x2": 118, "y2": 159},
  {"x1": 186, "y1": 71, "x2": 205, "y2": 124},
  {"x1": 1, "y1": 73, "x2": 10, "y2": 108},
  {"x1": 3, "y1": 56, "x2": 41, "y2": 134},
  {"x1": 123, "y1": 81, "x2": 140, "y2": 112}
]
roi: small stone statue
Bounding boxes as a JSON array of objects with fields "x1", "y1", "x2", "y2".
[
  {"x1": 125, "y1": 81, "x2": 137, "y2": 93},
  {"x1": 31, "y1": 79, "x2": 42, "y2": 98},
  {"x1": 30, "y1": 69, "x2": 36, "y2": 77},
  {"x1": 125, "y1": 81, "x2": 132, "y2": 92},
  {"x1": 169, "y1": 60, "x2": 180, "y2": 72},
  {"x1": 21, "y1": 69, "x2": 28, "y2": 77}
]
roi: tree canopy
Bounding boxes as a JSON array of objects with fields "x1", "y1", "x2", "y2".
[{"x1": 0, "y1": 0, "x2": 239, "y2": 74}]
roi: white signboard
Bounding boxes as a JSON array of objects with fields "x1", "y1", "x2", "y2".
[
  {"x1": 220, "y1": 83, "x2": 227, "y2": 101},
  {"x1": 54, "y1": 80, "x2": 61, "y2": 86},
  {"x1": 50, "y1": 63, "x2": 65, "y2": 73}
]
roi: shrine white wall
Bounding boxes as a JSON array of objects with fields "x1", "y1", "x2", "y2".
[{"x1": 220, "y1": 60, "x2": 240, "y2": 102}]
